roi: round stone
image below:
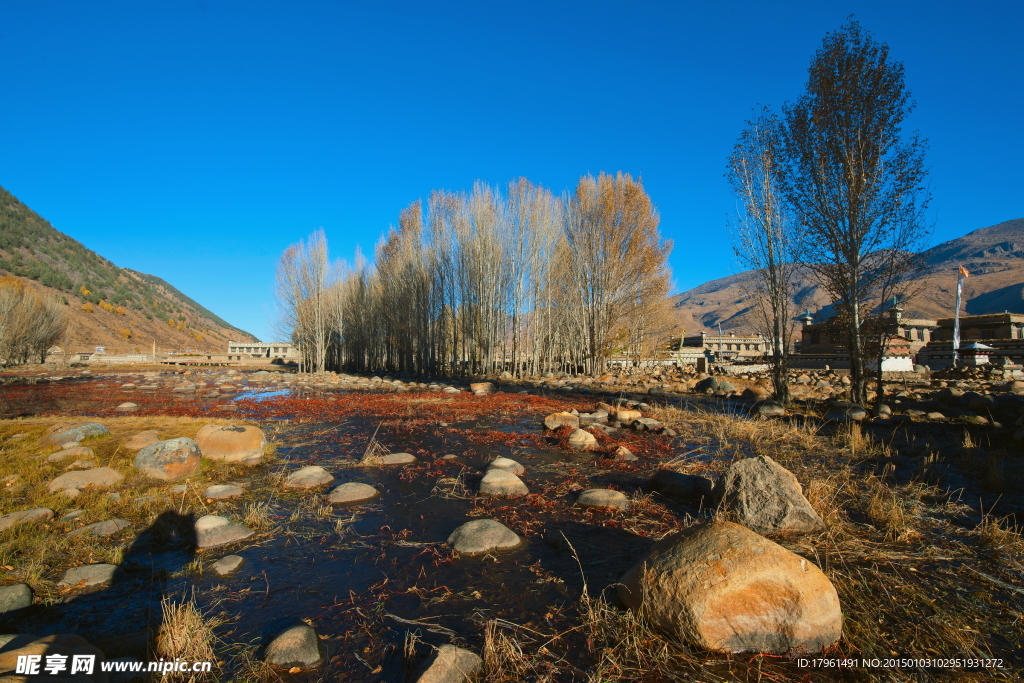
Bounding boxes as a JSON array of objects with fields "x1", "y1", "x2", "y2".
[
  {"x1": 326, "y1": 482, "x2": 379, "y2": 504},
  {"x1": 447, "y1": 519, "x2": 521, "y2": 555},
  {"x1": 577, "y1": 488, "x2": 630, "y2": 511}
]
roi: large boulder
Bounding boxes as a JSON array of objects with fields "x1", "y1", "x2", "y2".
[
  {"x1": 0, "y1": 584, "x2": 32, "y2": 616},
  {"x1": 194, "y1": 424, "x2": 266, "y2": 465},
  {"x1": 0, "y1": 634, "x2": 108, "y2": 681},
  {"x1": 618, "y1": 521, "x2": 842, "y2": 654},
  {"x1": 283, "y1": 466, "x2": 334, "y2": 489},
  {"x1": 478, "y1": 469, "x2": 529, "y2": 497},
  {"x1": 447, "y1": 519, "x2": 521, "y2": 555},
  {"x1": 567, "y1": 428, "x2": 598, "y2": 451},
  {"x1": 544, "y1": 412, "x2": 579, "y2": 430},
  {"x1": 650, "y1": 470, "x2": 714, "y2": 502},
  {"x1": 195, "y1": 515, "x2": 255, "y2": 549},
  {"x1": 713, "y1": 456, "x2": 825, "y2": 534},
  {"x1": 414, "y1": 644, "x2": 483, "y2": 683},
  {"x1": 265, "y1": 624, "x2": 325, "y2": 669},
  {"x1": 47, "y1": 467, "x2": 123, "y2": 493},
  {"x1": 0, "y1": 507, "x2": 54, "y2": 532},
  {"x1": 40, "y1": 421, "x2": 109, "y2": 448},
  {"x1": 134, "y1": 438, "x2": 202, "y2": 481}
]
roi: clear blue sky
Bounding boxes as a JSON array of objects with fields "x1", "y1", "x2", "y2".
[{"x1": 2, "y1": 1, "x2": 1021, "y2": 342}]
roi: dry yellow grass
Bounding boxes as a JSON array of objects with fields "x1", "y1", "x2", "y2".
[{"x1": 0, "y1": 415, "x2": 271, "y2": 599}]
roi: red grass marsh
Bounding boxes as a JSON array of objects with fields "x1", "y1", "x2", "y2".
[{"x1": 1, "y1": 367, "x2": 1022, "y2": 682}]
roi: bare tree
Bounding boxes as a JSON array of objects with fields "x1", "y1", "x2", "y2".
[
  {"x1": 781, "y1": 20, "x2": 930, "y2": 405},
  {"x1": 281, "y1": 175, "x2": 672, "y2": 379},
  {"x1": 0, "y1": 276, "x2": 67, "y2": 366},
  {"x1": 562, "y1": 172, "x2": 672, "y2": 375},
  {"x1": 275, "y1": 229, "x2": 331, "y2": 372},
  {"x1": 728, "y1": 109, "x2": 797, "y2": 402}
]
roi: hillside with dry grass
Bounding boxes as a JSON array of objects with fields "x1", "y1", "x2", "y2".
[
  {"x1": 0, "y1": 185, "x2": 256, "y2": 354},
  {"x1": 672, "y1": 218, "x2": 1024, "y2": 334}
]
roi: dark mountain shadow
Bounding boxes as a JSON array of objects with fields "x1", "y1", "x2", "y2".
[{"x1": 966, "y1": 282, "x2": 1024, "y2": 315}]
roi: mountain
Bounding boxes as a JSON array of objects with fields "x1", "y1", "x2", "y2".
[
  {"x1": 672, "y1": 218, "x2": 1024, "y2": 334},
  {"x1": 0, "y1": 184, "x2": 257, "y2": 354}
]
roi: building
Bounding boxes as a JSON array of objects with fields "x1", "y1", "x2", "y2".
[
  {"x1": 918, "y1": 313, "x2": 1024, "y2": 368},
  {"x1": 797, "y1": 304, "x2": 938, "y2": 359},
  {"x1": 679, "y1": 331, "x2": 769, "y2": 361},
  {"x1": 792, "y1": 303, "x2": 937, "y2": 370},
  {"x1": 226, "y1": 341, "x2": 300, "y2": 362}
]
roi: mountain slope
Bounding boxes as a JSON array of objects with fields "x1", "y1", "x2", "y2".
[
  {"x1": 0, "y1": 184, "x2": 257, "y2": 353},
  {"x1": 672, "y1": 218, "x2": 1024, "y2": 334}
]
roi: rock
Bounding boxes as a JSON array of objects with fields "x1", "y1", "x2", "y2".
[
  {"x1": 926, "y1": 411, "x2": 946, "y2": 421},
  {"x1": 618, "y1": 521, "x2": 842, "y2": 654},
  {"x1": 59, "y1": 563, "x2": 119, "y2": 589},
  {"x1": 469, "y1": 382, "x2": 495, "y2": 395},
  {"x1": 60, "y1": 509, "x2": 85, "y2": 521},
  {"x1": 0, "y1": 507, "x2": 54, "y2": 532},
  {"x1": 414, "y1": 644, "x2": 483, "y2": 683},
  {"x1": 47, "y1": 468, "x2": 123, "y2": 493},
  {"x1": 650, "y1": 470, "x2": 713, "y2": 501},
  {"x1": 751, "y1": 400, "x2": 786, "y2": 418},
  {"x1": 577, "y1": 489, "x2": 629, "y2": 511},
  {"x1": 195, "y1": 515, "x2": 255, "y2": 549},
  {"x1": 719, "y1": 380, "x2": 736, "y2": 392},
  {"x1": 567, "y1": 428, "x2": 598, "y2": 451},
  {"x1": 66, "y1": 460, "x2": 96, "y2": 470},
  {"x1": 447, "y1": 519, "x2": 521, "y2": 555},
  {"x1": 68, "y1": 519, "x2": 131, "y2": 538},
  {"x1": 968, "y1": 394, "x2": 997, "y2": 412},
  {"x1": 115, "y1": 402, "x2": 139, "y2": 412},
  {"x1": 210, "y1": 555, "x2": 245, "y2": 576},
  {"x1": 0, "y1": 583, "x2": 32, "y2": 615},
  {"x1": 695, "y1": 377, "x2": 720, "y2": 392},
  {"x1": 134, "y1": 438, "x2": 201, "y2": 481},
  {"x1": 486, "y1": 457, "x2": 525, "y2": 476},
  {"x1": 46, "y1": 446, "x2": 94, "y2": 462},
  {"x1": 375, "y1": 452, "x2": 418, "y2": 465},
  {"x1": 326, "y1": 482, "x2": 379, "y2": 504},
  {"x1": 614, "y1": 408, "x2": 642, "y2": 424},
  {"x1": 612, "y1": 445, "x2": 638, "y2": 461},
  {"x1": 633, "y1": 418, "x2": 664, "y2": 432},
  {"x1": 0, "y1": 634, "x2": 108, "y2": 680},
  {"x1": 194, "y1": 424, "x2": 266, "y2": 465},
  {"x1": 478, "y1": 469, "x2": 529, "y2": 497},
  {"x1": 544, "y1": 412, "x2": 579, "y2": 430},
  {"x1": 40, "y1": 421, "x2": 109, "y2": 448},
  {"x1": 283, "y1": 466, "x2": 334, "y2": 489},
  {"x1": 873, "y1": 403, "x2": 893, "y2": 418},
  {"x1": 124, "y1": 430, "x2": 160, "y2": 451},
  {"x1": 713, "y1": 456, "x2": 825, "y2": 534},
  {"x1": 742, "y1": 387, "x2": 770, "y2": 400},
  {"x1": 203, "y1": 484, "x2": 244, "y2": 500},
  {"x1": 265, "y1": 624, "x2": 325, "y2": 669}
]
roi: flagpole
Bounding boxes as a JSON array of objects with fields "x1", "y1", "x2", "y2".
[{"x1": 952, "y1": 266, "x2": 968, "y2": 367}]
